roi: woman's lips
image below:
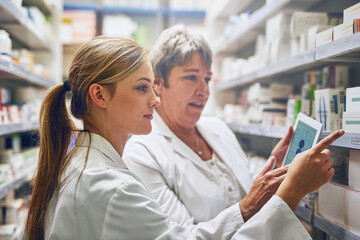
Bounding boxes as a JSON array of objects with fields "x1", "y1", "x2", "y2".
[{"x1": 144, "y1": 113, "x2": 153, "y2": 120}]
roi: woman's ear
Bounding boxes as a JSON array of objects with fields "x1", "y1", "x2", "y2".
[
  {"x1": 153, "y1": 76, "x2": 163, "y2": 96},
  {"x1": 88, "y1": 83, "x2": 108, "y2": 109}
]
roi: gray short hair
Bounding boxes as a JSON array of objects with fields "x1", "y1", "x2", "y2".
[{"x1": 150, "y1": 24, "x2": 212, "y2": 87}]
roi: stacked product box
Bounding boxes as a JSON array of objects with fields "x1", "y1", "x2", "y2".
[
  {"x1": 247, "y1": 83, "x2": 293, "y2": 126},
  {"x1": 314, "y1": 88, "x2": 345, "y2": 131},
  {"x1": 332, "y1": 2, "x2": 360, "y2": 41},
  {"x1": 318, "y1": 182, "x2": 360, "y2": 236},
  {"x1": 343, "y1": 86, "x2": 360, "y2": 133},
  {"x1": 61, "y1": 10, "x2": 97, "y2": 45}
]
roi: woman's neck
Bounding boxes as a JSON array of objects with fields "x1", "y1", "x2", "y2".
[{"x1": 83, "y1": 121, "x2": 128, "y2": 157}]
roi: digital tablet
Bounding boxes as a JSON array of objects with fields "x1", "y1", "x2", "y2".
[{"x1": 282, "y1": 113, "x2": 323, "y2": 166}]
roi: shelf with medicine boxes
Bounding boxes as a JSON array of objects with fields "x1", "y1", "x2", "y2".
[
  {"x1": 23, "y1": 0, "x2": 54, "y2": 17},
  {"x1": 228, "y1": 124, "x2": 360, "y2": 150},
  {"x1": 102, "y1": 5, "x2": 163, "y2": 16},
  {"x1": 316, "y1": 32, "x2": 360, "y2": 61},
  {"x1": 209, "y1": 1, "x2": 360, "y2": 239},
  {"x1": 208, "y1": 0, "x2": 252, "y2": 21},
  {"x1": 0, "y1": 0, "x2": 52, "y2": 51},
  {"x1": 0, "y1": 160, "x2": 37, "y2": 199},
  {"x1": 212, "y1": 0, "x2": 322, "y2": 55},
  {"x1": 0, "y1": 122, "x2": 39, "y2": 136},
  {"x1": 213, "y1": 49, "x2": 317, "y2": 91},
  {"x1": 214, "y1": 32, "x2": 360, "y2": 92},
  {"x1": 313, "y1": 214, "x2": 360, "y2": 240},
  {"x1": 0, "y1": 58, "x2": 55, "y2": 88}
]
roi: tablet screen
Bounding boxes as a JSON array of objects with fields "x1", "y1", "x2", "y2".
[{"x1": 283, "y1": 120, "x2": 318, "y2": 165}]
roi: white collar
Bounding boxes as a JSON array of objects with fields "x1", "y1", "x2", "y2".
[{"x1": 75, "y1": 132, "x2": 128, "y2": 169}]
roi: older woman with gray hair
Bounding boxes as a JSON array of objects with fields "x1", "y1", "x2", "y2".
[{"x1": 123, "y1": 24, "x2": 334, "y2": 238}]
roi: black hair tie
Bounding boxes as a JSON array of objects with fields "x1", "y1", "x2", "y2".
[{"x1": 63, "y1": 80, "x2": 71, "y2": 92}]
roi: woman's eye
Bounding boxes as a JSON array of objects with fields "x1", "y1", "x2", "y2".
[
  {"x1": 205, "y1": 78, "x2": 211, "y2": 84},
  {"x1": 185, "y1": 75, "x2": 196, "y2": 81},
  {"x1": 137, "y1": 85, "x2": 148, "y2": 92}
]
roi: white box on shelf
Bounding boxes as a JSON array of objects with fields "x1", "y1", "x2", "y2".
[
  {"x1": 323, "y1": 66, "x2": 349, "y2": 89},
  {"x1": 345, "y1": 188, "x2": 360, "y2": 236},
  {"x1": 270, "y1": 83, "x2": 293, "y2": 100},
  {"x1": 346, "y1": 86, "x2": 360, "y2": 112},
  {"x1": 316, "y1": 28, "x2": 333, "y2": 47},
  {"x1": 344, "y1": 2, "x2": 360, "y2": 24},
  {"x1": 342, "y1": 112, "x2": 360, "y2": 134},
  {"x1": 307, "y1": 25, "x2": 333, "y2": 50},
  {"x1": 349, "y1": 149, "x2": 360, "y2": 191},
  {"x1": 290, "y1": 12, "x2": 328, "y2": 37},
  {"x1": 265, "y1": 13, "x2": 292, "y2": 42},
  {"x1": 269, "y1": 38, "x2": 292, "y2": 63},
  {"x1": 314, "y1": 89, "x2": 342, "y2": 131},
  {"x1": 318, "y1": 183, "x2": 346, "y2": 226},
  {"x1": 333, "y1": 22, "x2": 354, "y2": 41}
]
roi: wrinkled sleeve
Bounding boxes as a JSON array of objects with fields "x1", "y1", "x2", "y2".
[
  {"x1": 101, "y1": 178, "x2": 243, "y2": 240},
  {"x1": 123, "y1": 142, "x2": 194, "y2": 225},
  {"x1": 231, "y1": 195, "x2": 312, "y2": 240}
]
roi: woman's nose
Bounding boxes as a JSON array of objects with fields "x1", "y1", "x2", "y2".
[
  {"x1": 151, "y1": 89, "x2": 161, "y2": 108},
  {"x1": 197, "y1": 79, "x2": 210, "y2": 97}
]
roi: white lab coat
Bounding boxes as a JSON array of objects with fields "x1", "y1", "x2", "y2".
[
  {"x1": 45, "y1": 132, "x2": 311, "y2": 239},
  {"x1": 123, "y1": 112, "x2": 255, "y2": 224}
]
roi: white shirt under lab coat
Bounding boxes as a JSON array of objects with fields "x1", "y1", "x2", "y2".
[
  {"x1": 44, "y1": 132, "x2": 311, "y2": 239},
  {"x1": 123, "y1": 112, "x2": 255, "y2": 225}
]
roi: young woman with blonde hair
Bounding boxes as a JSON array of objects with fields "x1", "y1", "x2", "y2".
[{"x1": 25, "y1": 36, "x2": 343, "y2": 240}]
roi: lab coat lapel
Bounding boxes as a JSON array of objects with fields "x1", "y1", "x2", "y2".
[
  {"x1": 197, "y1": 122, "x2": 252, "y2": 193},
  {"x1": 76, "y1": 132, "x2": 128, "y2": 170}
]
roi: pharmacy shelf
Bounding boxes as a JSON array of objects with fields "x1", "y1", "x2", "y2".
[
  {"x1": 0, "y1": 163, "x2": 37, "y2": 199},
  {"x1": 320, "y1": 131, "x2": 360, "y2": 150},
  {"x1": 313, "y1": 215, "x2": 360, "y2": 240},
  {"x1": 214, "y1": 33, "x2": 360, "y2": 92},
  {"x1": 0, "y1": 175, "x2": 27, "y2": 199},
  {"x1": 228, "y1": 123, "x2": 360, "y2": 150},
  {"x1": 0, "y1": 58, "x2": 55, "y2": 87},
  {"x1": 23, "y1": 0, "x2": 52, "y2": 16},
  {"x1": 213, "y1": 0, "x2": 321, "y2": 55},
  {"x1": 209, "y1": 0, "x2": 252, "y2": 20},
  {"x1": 63, "y1": 2, "x2": 99, "y2": 11},
  {"x1": 166, "y1": 9, "x2": 206, "y2": 18},
  {"x1": 102, "y1": 5, "x2": 164, "y2": 15},
  {"x1": 0, "y1": 0, "x2": 52, "y2": 50},
  {"x1": 316, "y1": 32, "x2": 360, "y2": 61},
  {"x1": 0, "y1": 121, "x2": 39, "y2": 136},
  {"x1": 296, "y1": 205, "x2": 312, "y2": 223},
  {"x1": 214, "y1": 49, "x2": 317, "y2": 91}
]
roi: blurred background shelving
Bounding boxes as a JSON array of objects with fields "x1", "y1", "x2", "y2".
[
  {"x1": 0, "y1": 0, "x2": 359, "y2": 238},
  {"x1": 206, "y1": 0, "x2": 360, "y2": 239}
]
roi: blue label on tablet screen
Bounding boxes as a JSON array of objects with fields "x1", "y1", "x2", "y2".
[{"x1": 284, "y1": 121, "x2": 317, "y2": 165}]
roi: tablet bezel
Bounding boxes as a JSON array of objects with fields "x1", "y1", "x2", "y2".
[{"x1": 282, "y1": 112, "x2": 323, "y2": 166}]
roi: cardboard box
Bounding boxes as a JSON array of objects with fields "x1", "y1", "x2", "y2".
[
  {"x1": 323, "y1": 66, "x2": 349, "y2": 89},
  {"x1": 266, "y1": 13, "x2": 292, "y2": 42},
  {"x1": 346, "y1": 86, "x2": 360, "y2": 112},
  {"x1": 319, "y1": 182, "x2": 360, "y2": 235},
  {"x1": 316, "y1": 28, "x2": 333, "y2": 47},
  {"x1": 349, "y1": 149, "x2": 360, "y2": 191},
  {"x1": 318, "y1": 183, "x2": 346, "y2": 226},
  {"x1": 333, "y1": 22, "x2": 354, "y2": 41},
  {"x1": 343, "y1": 112, "x2": 360, "y2": 134},
  {"x1": 314, "y1": 89, "x2": 342, "y2": 131},
  {"x1": 290, "y1": 12, "x2": 328, "y2": 37},
  {"x1": 345, "y1": 188, "x2": 360, "y2": 236},
  {"x1": 344, "y1": 2, "x2": 360, "y2": 23}
]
